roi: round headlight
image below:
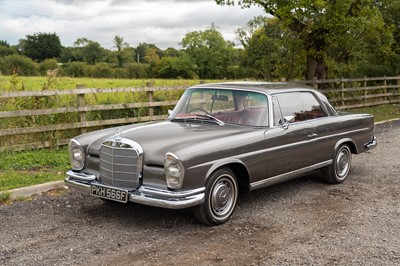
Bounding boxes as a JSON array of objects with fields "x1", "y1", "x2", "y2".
[
  {"x1": 164, "y1": 153, "x2": 184, "y2": 189},
  {"x1": 69, "y1": 139, "x2": 85, "y2": 170}
]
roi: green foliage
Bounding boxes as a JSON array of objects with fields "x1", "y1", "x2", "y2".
[
  {"x1": 156, "y1": 57, "x2": 194, "y2": 79},
  {"x1": 180, "y1": 29, "x2": 235, "y2": 79},
  {"x1": 0, "y1": 40, "x2": 10, "y2": 47},
  {"x1": 0, "y1": 148, "x2": 69, "y2": 191},
  {"x1": 91, "y1": 62, "x2": 115, "y2": 78},
  {"x1": 74, "y1": 38, "x2": 106, "y2": 65},
  {"x1": 125, "y1": 63, "x2": 148, "y2": 78},
  {"x1": 241, "y1": 17, "x2": 306, "y2": 80},
  {"x1": 0, "y1": 45, "x2": 16, "y2": 57},
  {"x1": 0, "y1": 192, "x2": 11, "y2": 203},
  {"x1": 113, "y1": 35, "x2": 129, "y2": 68},
  {"x1": 348, "y1": 104, "x2": 400, "y2": 122},
  {"x1": 216, "y1": 0, "x2": 395, "y2": 80},
  {"x1": 62, "y1": 61, "x2": 89, "y2": 77},
  {"x1": 40, "y1": 58, "x2": 60, "y2": 75},
  {"x1": 0, "y1": 54, "x2": 40, "y2": 76},
  {"x1": 23, "y1": 32, "x2": 62, "y2": 62}
]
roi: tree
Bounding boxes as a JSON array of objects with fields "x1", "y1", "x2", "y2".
[
  {"x1": 74, "y1": 38, "x2": 105, "y2": 65},
  {"x1": 0, "y1": 40, "x2": 10, "y2": 47},
  {"x1": 23, "y1": 32, "x2": 62, "y2": 62},
  {"x1": 135, "y1": 43, "x2": 161, "y2": 63},
  {"x1": 113, "y1": 35, "x2": 129, "y2": 68},
  {"x1": 180, "y1": 29, "x2": 235, "y2": 79},
  {"x1": 239, "y1": 17, "x2": 305, "y2": 80},
  {"x1": 216, "y1": 0, "x2": 392, "y2": 80}
]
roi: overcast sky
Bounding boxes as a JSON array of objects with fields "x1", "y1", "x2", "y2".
[{"x1": 0, "y1": 0, "x2": 264, "y2": 50}]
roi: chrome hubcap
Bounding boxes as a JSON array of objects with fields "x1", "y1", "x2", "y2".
[
  {"x1": 210, "y1": 176, "x2": 236, "y2": 218},
  {"x1": 336, "y1": 148, "x2": 350, "y2": 179}
]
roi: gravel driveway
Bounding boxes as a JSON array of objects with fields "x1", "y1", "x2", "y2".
[{"x1": 1, "y1": 120, "x2": 399, "y2": 266}]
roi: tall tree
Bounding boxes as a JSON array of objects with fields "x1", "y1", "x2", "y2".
[
  {"x1": 23, "y1": 32, "x2": 62, "y2": 62},
  {"x1": 216, "y1": 0, "x2": 392, "y2": 80},
  {"x1": 241, "y1": 17, "x2": 306, "y2": 80},
  {"x1": 180, "y1": 29, "x2": 235, "y2": 79},
  {"x1": 113, "y1": 35, "x2": 129, "y2": 68}
]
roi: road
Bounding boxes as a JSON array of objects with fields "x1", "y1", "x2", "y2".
[{"x1": 1, "y1": 120, "x2": 399, "y2": 265}]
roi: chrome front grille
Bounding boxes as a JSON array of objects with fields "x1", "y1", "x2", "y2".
[{"x1": 99, "y1": 138, "x2": 143, "y2": 190}]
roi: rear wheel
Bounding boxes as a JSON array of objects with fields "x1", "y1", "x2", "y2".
[
  {"x1": 193, "y1": 167, "x2": 238, "y2": 225},
  {"x1": 322, "y1": 144, "x2": 352, "y2": 184}
]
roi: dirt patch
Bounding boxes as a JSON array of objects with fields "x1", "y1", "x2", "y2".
[{"x1": 1, "y1": 120, "x2": 399, "y2": 265}]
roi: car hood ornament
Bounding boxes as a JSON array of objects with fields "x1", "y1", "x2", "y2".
[{"x1": 115, "y1": 127, "x2": 123, "y2": 141}]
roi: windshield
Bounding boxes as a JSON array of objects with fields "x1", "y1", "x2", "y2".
[{"x1": 169, "y1": 88, "x2": 269, "y2": 127}]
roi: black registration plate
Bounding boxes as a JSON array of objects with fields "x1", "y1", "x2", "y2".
[{"x1": 90, "y1": 184, "x2": 128, "y2": 203}]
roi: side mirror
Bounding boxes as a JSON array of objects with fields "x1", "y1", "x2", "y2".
[{"x1": 283, "y1": 115, "x2": 295, "y2": 130}]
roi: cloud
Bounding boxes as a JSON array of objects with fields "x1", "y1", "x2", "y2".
[{"x1": 0, "y1": 0, "x2": 263, "y2": 49}]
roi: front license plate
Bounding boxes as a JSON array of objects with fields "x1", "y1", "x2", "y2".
[{"x1": 90, "y1": 184, "x2": 128, "y2": 203}]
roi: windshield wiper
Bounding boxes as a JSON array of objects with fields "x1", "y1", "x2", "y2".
[
  {"x1": 171, "y1": 114, "x2": 224, "y2": 126},
  {"x1": 195, "y1": 114, "x2": 225, "y2": 125}
]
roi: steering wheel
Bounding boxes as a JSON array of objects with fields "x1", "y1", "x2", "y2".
[{"x1": 188, "y1": 108, "x2": 211, "y2": 115}]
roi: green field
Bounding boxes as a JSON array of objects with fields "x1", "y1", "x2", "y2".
[{"x1": 0, "y1": 75, "x2": 216, "y2": 91}]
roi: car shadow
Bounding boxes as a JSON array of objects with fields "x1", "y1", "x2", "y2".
[{"x1": 72, "y1": 172, "x2": 324, "y2": 229}]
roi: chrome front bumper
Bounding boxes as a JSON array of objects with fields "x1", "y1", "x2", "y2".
[
  {"x1": 364, "y1": 136, "x2": 377, "y2": 150},
  {"x1": 65, "y1": 170, "x2": 205, "y2": 209}
]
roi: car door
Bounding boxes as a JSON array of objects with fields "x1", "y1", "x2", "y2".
[{"x1": 265, "y1": 93, "x2": 317, "y2": 178}]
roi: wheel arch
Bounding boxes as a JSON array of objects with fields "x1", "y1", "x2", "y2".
[
  {"x1": 334, "y1": 138, "x2": 358, "y2": 155},
  {"x1": 205, "y1": 160, "x2": 250, "y2": 194}
]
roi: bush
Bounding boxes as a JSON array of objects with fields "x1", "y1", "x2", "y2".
[
  {"x1": 0, "y1": 54, "x2": 40, "y2": 76},
  {"x1": 91, "y1": 62, "x2": 114, "y2": 78},
  {"x1": 40, "y1": 58, "x2": 60, "y2": 75},
  {"x1": 61, "y1": 61, "x2": 89, "y2": 77},
  {"x1": 125, "y1": 63, "x2": 148, "y2": 78}
]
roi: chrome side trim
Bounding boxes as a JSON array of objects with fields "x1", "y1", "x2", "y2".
[
  {"x1": 249, "y1": 160, "x2": 333, "y2": 190},
  {"x1": 64, "y1": 175, "x2": 204, "y2": 209},
  {"x1": 364, "y1": 136, "x2": 377, "y2": 150}
]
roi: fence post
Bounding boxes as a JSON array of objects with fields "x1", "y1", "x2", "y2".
[
  {"x1": 383, "y1": 76, "x2": 387, "y2": 103},
  {"x1": 341, "y1": 79, "x2": 345, "y2": 107},
  {"x1": 313, "y1": 77, "x2": 318, "y2": 90},
  {"x1": 397, "y1": 77, "x2": 400, "y2": 103},
  {"x1": 76, "y1": 84, "x2": 87, "y2": 134},
  {"x1": 364, "y1": 76, "x2": 367, "y2": 105},
  {"x1": 146, "y1": 82, "x2": 154, "y2": 118}
]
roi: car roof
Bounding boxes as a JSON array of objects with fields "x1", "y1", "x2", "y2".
[{"x1": 189, "y1": 81, "x2": 314, "y2": 95}]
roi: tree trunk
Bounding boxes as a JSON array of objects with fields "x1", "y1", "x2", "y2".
[{"x1": 306, "y1": 54, "x2": 328, "y2": 81}]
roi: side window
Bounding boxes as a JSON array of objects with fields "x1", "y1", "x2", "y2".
[
  {"x1": 300, "y1": 92, "x2": 326, "y2": 120},
  {"x1": 276, "y1": 93, "x2": 305, "y2": 122}
]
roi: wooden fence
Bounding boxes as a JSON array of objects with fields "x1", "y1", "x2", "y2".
[{"x1": 1, "y1": 77, "x2": 400, "y2": 151}]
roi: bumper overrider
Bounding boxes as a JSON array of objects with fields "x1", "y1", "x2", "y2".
[
  {"x1": 65, "y1": 170, "x2": 205, "y2": 209},
  {"x1": 364, "y1": 136, "x2": 377, "y2": 150}
]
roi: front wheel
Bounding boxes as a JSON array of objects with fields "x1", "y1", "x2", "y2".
[
  {"x1": 193, "y1": 167, "x2": 238, "y2": 225},
  {"x1": 322, "y1": 144, "x2": 352, "y2": 184}
]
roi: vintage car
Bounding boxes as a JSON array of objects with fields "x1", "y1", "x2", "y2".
[{"x1": 65, "y1": 82, "x2": 377, "y2": 225}]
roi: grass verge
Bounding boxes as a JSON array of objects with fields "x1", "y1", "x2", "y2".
[
  {"x1": 0, "y1": 147, "x2": 69, "y2": 192},
  {"x1": 346, "y1": 104, "x2": 400, "y2": 122}
]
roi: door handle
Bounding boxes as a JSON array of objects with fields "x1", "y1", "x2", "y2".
[{"x1": 307, "y1": 133, "x2": 318, "y2": 138}]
